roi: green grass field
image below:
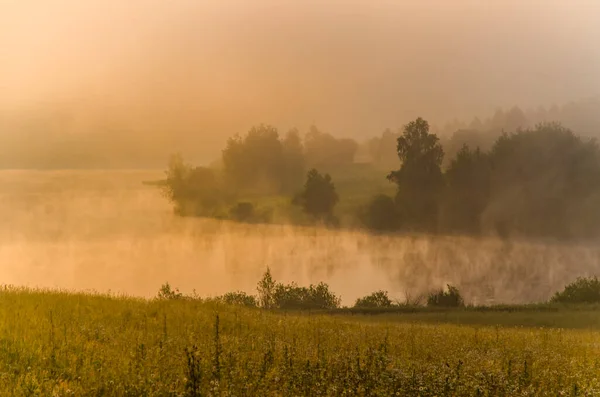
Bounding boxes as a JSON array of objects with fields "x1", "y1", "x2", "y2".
[{"x1": 3, "y1": 287, "x2": 600, "y2": 396}]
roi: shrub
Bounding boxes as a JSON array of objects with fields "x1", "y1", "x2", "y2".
[
  {"x1": 272, "y1": 282, "x2": 340, "y2": 310},
  {"x1": 427, "y1": 284, "x2": 464, "y2": 307},
  {"x1": 550, "y1": 276, "x2": 600, "y2": 304},
  {"x1": 157, "y1": 282, "x2": 183, "y2": 300},
  {"x1": 218, "y1": 291, "x2": 258, "y2": 307},
  {"x1": 256, "y1": 269, "x2": 340, "y2": 310},
  {"x1": 354, "y1": 290, "x2": 393, "y2": 308}
]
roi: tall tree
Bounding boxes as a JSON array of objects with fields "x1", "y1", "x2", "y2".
[{"x1": 388, "y1": 117, "x2": 444, "y2": 232}]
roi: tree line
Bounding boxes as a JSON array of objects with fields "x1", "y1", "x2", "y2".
[
  {"x1": 368, "y1": 118, "x2": 600, "y2": 240},
  {"x1": 163, "y1": 116, "x2": 600, "y2": 240}
]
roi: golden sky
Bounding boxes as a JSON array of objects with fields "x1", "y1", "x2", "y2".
[{"x1": 1, "y1": 0, "x2": 599, "y2": 153}]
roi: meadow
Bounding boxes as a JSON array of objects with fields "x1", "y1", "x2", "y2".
[{"x1": 1, "y1": 287, "x2": 600, "y2": 396}]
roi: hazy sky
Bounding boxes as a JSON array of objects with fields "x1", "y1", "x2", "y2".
[{"x1": 1, "y1": 0, "x2": 599, "y2": 154}]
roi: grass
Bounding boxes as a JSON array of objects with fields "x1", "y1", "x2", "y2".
[{"x1": 3, "y1": 287, "x2": 600, "y2": 395}]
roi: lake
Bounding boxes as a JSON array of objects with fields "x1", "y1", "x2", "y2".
[{"x1": 0, "y1": 170, "x2": 597, "y2": 305}]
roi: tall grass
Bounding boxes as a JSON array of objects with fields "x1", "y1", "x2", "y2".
[{"x1": 1, "y1": 287, "x2": 600, "y2": 395}]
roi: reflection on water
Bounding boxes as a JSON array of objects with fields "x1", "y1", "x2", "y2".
[{"x1": 0, "y1": 170, "x2": 599, "y2": 305}]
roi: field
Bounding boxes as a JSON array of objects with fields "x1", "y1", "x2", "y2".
[
  {"x1": 1, "y1": 288, "x2": 600, "y2": 396},
  {"x1": 2, "y1": 170, "x2": 600, "y2": 395}
]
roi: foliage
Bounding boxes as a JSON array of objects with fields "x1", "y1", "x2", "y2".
[
  {"x1": 257, "y1": 267, "x2": 276, "y2": 309},
  {"x1": 162, "y1": 154, "x2": 227, "y2": 216},
  {"x1": 221, "y1": 125, "x2": 307, "y2": 195},
  {"x1": 483, "y1": 123, "x2": 600, "y2": 239},
  {"x1": 360, "y1": 194, "x2": 400, "y2": 232},
  {"x1": 256, "y1": 269, "x2": 340, "y2": 310},
  {"x1": 388, "y1": 117, "x2": 445, "y2": 232},
  {"x1": 304, "y1": 125, "x2": 358, "y2": 168},
  {"x1": 157, "y1": 282, "x2": 184, "y2": 300},
  {"x1": 551, "y1": 276, "x2": 600, "y2": 304},
  {"x1": 293, "y1": 169, "x2": 339, "y2": 223},
  {"x1": 272, "y1": 282, "x2": 341, "y2": 310},
  {"x1": 222, "y1": 124, "x2": 286, "y2": 193},
  {"x1": 217, "y1": 291, "x2": 258, "y2": 307},
  {"x1": 427, "y1": 285, "x2": 464, "y2": 307},
  {"x1": 354, "y1": 290, "x2": 393, "y2": 308},
  {"x1": 440, "y1": 145, "x2": 490, "y2": 234},
  {"x1": 366, "y1": 128, "x2": 401, "y2": 170}
]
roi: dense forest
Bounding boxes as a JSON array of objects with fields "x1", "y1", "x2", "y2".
[{"x1": 163, "y1": 105, "x2": 600, "y2": 241}]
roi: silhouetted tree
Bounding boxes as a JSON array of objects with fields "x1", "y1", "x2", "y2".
[
  {"x1": 388, "y1": 117, "x2": 444, "y2": 232},
  {"x1": 293, "y1": 169, "x2": 339, "y2": 223},
  {"x1": 440, "y1": 145, "x2": 490, "y2": 234}
]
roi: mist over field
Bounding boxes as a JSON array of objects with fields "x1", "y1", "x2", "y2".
[{"x1": 0, "y1": 170, "x2": 598, "y2": 305}]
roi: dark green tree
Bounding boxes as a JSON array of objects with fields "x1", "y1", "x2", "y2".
[
  {"x1": 440, "y1": 145, "x2": 490, "y2": 234},
  {"x1": 388, "y1": 117, "x2": 445, "y2": 232},
  {"x1": 293, "y1": 169, "x2": 339, "y2": 223}
]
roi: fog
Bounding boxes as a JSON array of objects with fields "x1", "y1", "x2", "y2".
[
  {"x1": 1, "y1": 2, "x2": 600, "y2": 301},
  {"x1": 0, "y1": 170, "x2": 598, "y2": 305},
  {"x1": 1, "y1": 0, "x2": 599, "y2": 165}
]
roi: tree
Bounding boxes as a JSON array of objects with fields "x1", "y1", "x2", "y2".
[
  {"x1": 304, "y1": 125, "x2": 358, "y2": 168},
  {"x1": 281, "y1": 128, "x2": 306, "y2": 193},
  {"x1": 440, "y1": 145, "x2": 490, "y2": 234},
  {"x1": 257, "y1": 268, "x2": 276, "y2": 309},
  {"x1": 484, "y1": 122, "x2": 600, "y2": 239},
  {"x1": 222, "y1": 124, "x2": 286, "y2": 193},
  {"x1": 163, "y1": 153, "x2": 224, "y2": 216},
  {"x1": 360, "y1": 194, "x2": 400, "y2": 232},
  {"x1": 388, "y1": 117, "x2": 444, "y2": 232},
  {"x1": 293, "y1": 169, "x2": 339, "y2": 223}
]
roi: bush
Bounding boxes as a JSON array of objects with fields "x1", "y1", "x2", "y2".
[
  {"x1": 272, "y1": 282, "x2": 340, "y2": 310},
  {"x1": 354, "y1": 290, "x2": 393, "y2": 308},
  {"x1": 157, "y1": 282, "x2": 184, "y2": 300},
  {"x1": 551, "y1": 276, "x2": 600, "y2": 304},
  {"x1": 218, "y1": 291, "x2": 258, "y2": 307},
  {"x1": 427, "y1": 285, "x2": 464, "y2": 307},
  {"x1": 256, "y1": 269, "x2": 340, "y2": 310}
]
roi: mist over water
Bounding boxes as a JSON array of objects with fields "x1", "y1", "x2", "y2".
[{"x1": 0, "y1": 170, "x2": 597, "y2": 305}]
